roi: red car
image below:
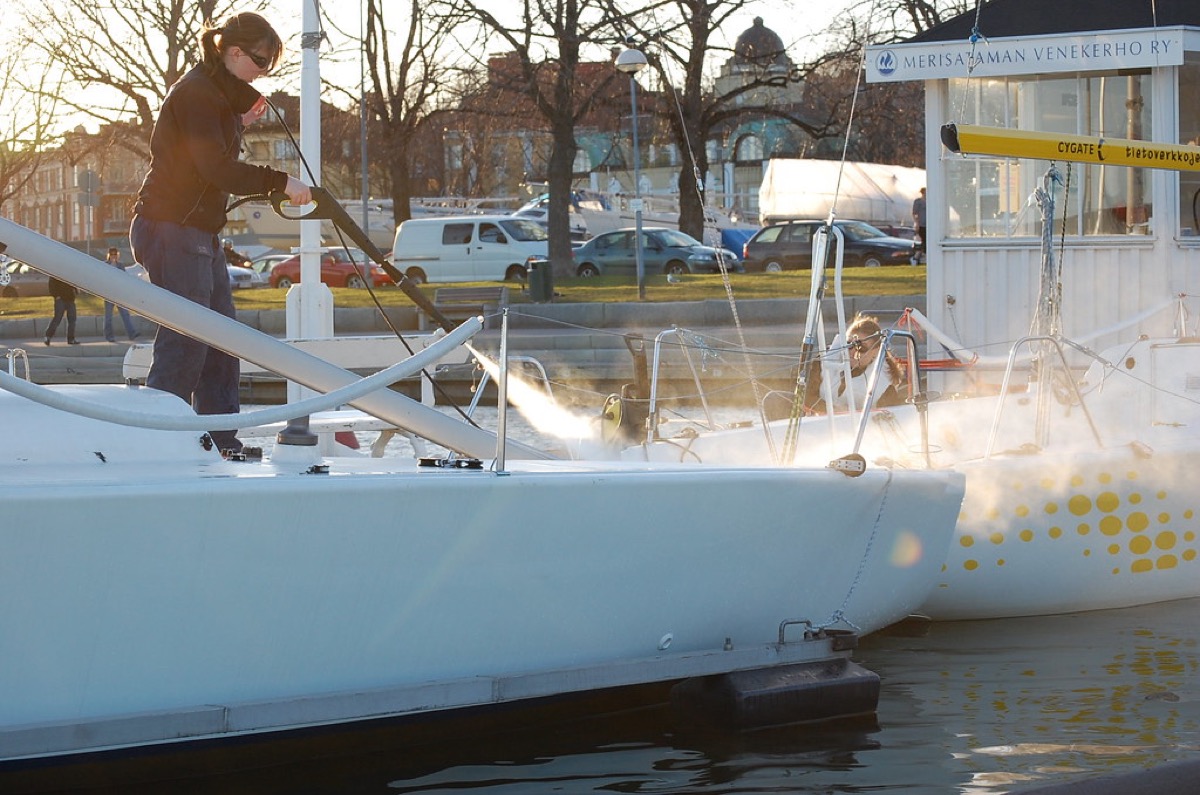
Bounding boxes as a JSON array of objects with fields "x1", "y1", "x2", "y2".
[{"x1": 268, "y1": 248, "x2": 393, "y2": 289}]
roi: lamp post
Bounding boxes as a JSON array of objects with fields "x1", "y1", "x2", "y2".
[{"x1": 615, "y1": 45, "x2": 647, "y2": 300}]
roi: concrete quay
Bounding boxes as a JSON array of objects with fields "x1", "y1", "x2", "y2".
[{"x1": 0, "y1": 294, "x2": 924, "y2": 404}]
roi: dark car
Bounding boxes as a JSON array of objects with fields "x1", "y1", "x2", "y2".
[
  {"x1": 269, "y1": 248, "x2": 393, "y2": 289},
  {"x1": 742, "y1": 220, "x2": 915, "y2": 271},
  {"x1": 875, "y1": 224, "x2": 917, "y2": 240},
  {"x1": 571, "y1": 227, "x2": 741, "y2": 277}
]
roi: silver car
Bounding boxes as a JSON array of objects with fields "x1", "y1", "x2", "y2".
[
  {"x1": 0, "y1": 257, "x2": 50, "y2": 298},
  {"x1": 228, "y1": 264, "x2": 269, "y2": 289}
]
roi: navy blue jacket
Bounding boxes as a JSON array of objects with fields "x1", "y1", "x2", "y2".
[{"x1": 134, "y1": 64, "x2": 287, "y2": 233}]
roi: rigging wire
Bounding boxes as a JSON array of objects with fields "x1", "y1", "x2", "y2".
[
  {"x1": 953, "y1": 0, "x2": 988, "y2": 122},
  {"x1": 778, "y1": 0, "x2": 882, "y2": 463},
  {"x1": 620, "y1": 2, "x2": 780, "y2": 451},
  {"x1": 663, "y1": 77, "x2": 778, "y2": 450}
]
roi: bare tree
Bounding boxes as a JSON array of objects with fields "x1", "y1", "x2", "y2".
[
  {"x1": 800, "y1": 52, "x2": 925, "y2": 167},
  {"x1": 793, "y1": 0, "x2": 971, "y2": 169},
  {"x1": 0, "y1": 49, "x2": 65, "y2": 213},
  {"x1": 324, "y1": 0, "x2": 471, "y2": 228},
  {"x1": 625, "y1": 1, "x2": 851, "y2": 239},
  {"x1": 447, "y1": 0, "x2": 663, "y2": 277},
  {"x1": 20, "y1": 0, "x2": 266, "y2": 154},
  {"x1": 848, "y1": 0, "x2": 974, "y2": 37}
]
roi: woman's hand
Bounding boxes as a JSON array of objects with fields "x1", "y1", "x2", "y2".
[
  {"x1": 241, "y1": 97, "x2": 269, "y2": 126},
  {"x1": 284, "y1": 176, "x2": 312, "y2": 206}
]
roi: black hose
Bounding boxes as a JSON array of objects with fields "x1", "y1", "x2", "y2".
[{"x1": 228, "y1": 188, "x2": 454, "y2": 332}]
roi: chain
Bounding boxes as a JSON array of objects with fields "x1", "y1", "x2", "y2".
[{"x1": 814, "y1": 468, "x2": 893, "y2": 632}]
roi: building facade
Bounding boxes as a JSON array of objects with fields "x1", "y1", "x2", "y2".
[
  {"x1": 8, "y1": 16, "x2": 815, "y2": 249},
  {"x1": 5, "y1": 93, "x2": 361, "y2": 252},
  {"x1": 867, "y1": 0, "x2": 1200, "y2": 371},
  {"x1": 443, "y1": 17, "x2": 813, "y2": 222}
]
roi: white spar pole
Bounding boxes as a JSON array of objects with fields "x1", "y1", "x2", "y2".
[{"x1": 287, "y1": 0, "x2": 335, "y2": 401}]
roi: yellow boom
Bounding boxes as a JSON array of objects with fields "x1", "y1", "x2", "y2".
[{"x1": 941, "y1": 123, "x2": 1200, "y2": 171}]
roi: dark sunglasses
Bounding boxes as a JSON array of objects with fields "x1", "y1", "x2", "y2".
[
  {"x1": 243, "y1": 48, "x2": 273, "y2": 70},
  {"x1": 849, "y1": 336, "x2": 878, "y2": 353}
]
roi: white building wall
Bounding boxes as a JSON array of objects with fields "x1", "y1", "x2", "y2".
[{"x1": 923, "y1": 60, "x2": 1200, "y2": 377}]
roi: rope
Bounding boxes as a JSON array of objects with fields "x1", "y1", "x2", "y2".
[
  {"x1": 828, "y1": 0, "x2": 882, "y2": 223},
  {"x1": 777, "y1": 0, "x2": 884, "y2": 464},
  {"x1": 815, "y1": 467, "x2": 894, "y2": 633},
  {"x1": 954, "y1": 0, "x2": 989, "y2": 122},
  {"x1": 1059, "y1": 162, "x2": 1072, "y2": 254},
  {"x1": 665, "y1": 82, "x2": 776, "y2": 456}
]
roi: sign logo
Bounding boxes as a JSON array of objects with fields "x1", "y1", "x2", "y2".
[{"x1": 875, "y1": 49, "x2": 898, "y2": 76}]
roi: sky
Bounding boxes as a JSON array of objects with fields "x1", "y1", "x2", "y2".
[
  {"x1": 226, "y1": 0, "x2": 864, "y2": 98},
  {"x1": 4, "y1": 0, "x2": 862, "y2": 136}
]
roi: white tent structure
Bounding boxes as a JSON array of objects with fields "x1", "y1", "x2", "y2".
[{"x1": 758, "y1": 159, "x2": 926, "y2": 227}]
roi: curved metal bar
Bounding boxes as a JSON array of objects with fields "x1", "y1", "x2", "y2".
[
  {"x1": 646, "y1": 327, "x2": 719, "y2": 444},
  {"x1": 0, "y1": 319, "x2": 482, "y2": 433},
  {"x1": 984, "y1": 334, "x2": 1105, "y2": 459},
  {"x1": 849, "y1": 329, "x2": 930, "y2": 462},
  {"x1": 0, "y1": 217, "x2": 550, "y2": 459}
]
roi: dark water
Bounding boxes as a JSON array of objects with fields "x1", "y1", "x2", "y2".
[
  {"x1": 26, "y1": 598, "x2": 1196, "y2": 795},
  {"x1": 370, "y1": 600, "x2": 1200, "y2": 795}
]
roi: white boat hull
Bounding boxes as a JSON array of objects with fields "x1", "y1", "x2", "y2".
[
  {"x1": 621, "y1": 337, "x2": 1200, "y2": 620},
  {"x1": 928, "y1": 443, "x2": 1200, "y2": 619},
  {"x1": 0, "y1": 386, "x2": 963, "y2": 760}
]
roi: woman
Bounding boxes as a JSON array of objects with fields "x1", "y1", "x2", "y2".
[
  {"x1": 130, "y1": 12, "x2": 311, "y2": 453},
  {"x1": 804, "y1": 314, "x2": 906, "y2": 413}
]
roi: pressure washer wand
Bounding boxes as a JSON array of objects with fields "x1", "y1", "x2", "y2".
[{"x1": 232, "y1": 187, "x2": 454, "y2": 332}]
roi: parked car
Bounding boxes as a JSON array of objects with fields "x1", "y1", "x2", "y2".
[
  {"x1": 268, "y1": 248, "x2": 393, "y2": 289},
  {"x1": 570, "y1": 227, "x2": 741, "y2": 278},
  {"x1": 128, "y1": 259, "x2": 260, "y2": 291},
  {"x1": 874, "y1": 224, "x2": 918, "y2": 240},
  {"x1": 228, "y1": 263, "x2": 269, "y2": 289},
  {"x1": 392, "y1": 216, "x2": 548, "y2": 283},
  {"x1": 0, "y1": 257, "x2": 50, "y2": 298},
  {"x1": 742, "y1": 220, "x2": 915, "y2": 271},
  {"x1": 247, "y1": 252, "x2": 292, "y2": 277}
]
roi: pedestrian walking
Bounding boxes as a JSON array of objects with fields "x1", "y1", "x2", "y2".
[
  {"x1": 912, "y1": 187, "x2": 927, "y2": 265},
  {"x1": 44, "y1": 277, "x2": 79, "y2": 346},
  {"x1": 103, "y1": 247, "x2": 140, "y2": 342}
]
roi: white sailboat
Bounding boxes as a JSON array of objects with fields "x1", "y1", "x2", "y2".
[
  {"x1": 0, "y1": 210, "x2": 965, "y2": 762},
  {"x1": 593, "y1": 128, "x2": 1200, "y2": 621},
  {"x1": 0, "y1": 4, "x2": 967, "y2": 766}
]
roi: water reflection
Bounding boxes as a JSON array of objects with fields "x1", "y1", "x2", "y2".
[
  {"x1": 387, "y1": 713, "x2": 886, "y2": 794},
  {"x1": 12, "y1": 601, "x2": 1198, "y2": 794},
  {"x1": 381, "y1": 601, "x2": 1200, "y2": 795},
  {"x1": 864, "y1": 601, "x2": 1200, "y2": 792}
]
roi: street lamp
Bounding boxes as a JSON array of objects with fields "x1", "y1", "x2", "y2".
[{"x1": 615, "y1": 45, "x2": 647, "y2": 300}]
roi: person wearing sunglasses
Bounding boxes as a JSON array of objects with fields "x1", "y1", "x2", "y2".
[
  {"x1": 803, "y1": 314, "x2": 906, "y2": 414},
  {"x1": 130, "y1": 12, "x2": 312, "y2": 455}
]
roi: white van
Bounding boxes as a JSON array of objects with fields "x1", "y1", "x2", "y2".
[{"x1": 391, "y1": 215, "x2": 548, "y2": 283}]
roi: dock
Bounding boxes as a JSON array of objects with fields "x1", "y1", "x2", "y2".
[{"x1": 0, "y1": 295, "x2": 923, "y2": 405}]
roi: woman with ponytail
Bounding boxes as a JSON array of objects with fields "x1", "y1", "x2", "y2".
[{"x1": 130, "y1": 12, "x2": 311, "y2": 454}]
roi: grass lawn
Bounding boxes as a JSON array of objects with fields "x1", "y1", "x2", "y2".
[{"x1": 0, "y1": 267, "x2": 926, "y2": 319}]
